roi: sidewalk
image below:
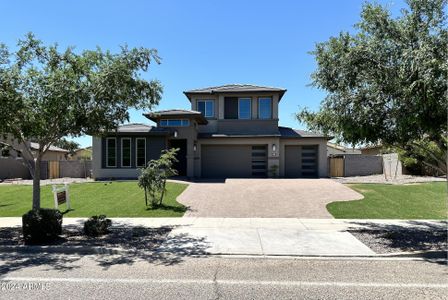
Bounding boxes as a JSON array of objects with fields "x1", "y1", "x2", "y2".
[{"x1": 1, "y1": 217, "x2": 444, "y2": 257}]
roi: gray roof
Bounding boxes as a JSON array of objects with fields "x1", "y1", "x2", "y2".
[
  {"x1": 184, "y1": 84, "x2": 287, "y2": 100},
  {"x1": 115, "y1": 123, "x2": 169, "y2": 134},
  {"x1": 198, "y1": 133, "x2": 281, "y2": 138},
  {"x1": 143, "y1": 109, "x2": 208, "y2": 125},
  {"x1": 30, "y1": 142, "x2": 69, "y2": 153},
  {"x1": 146, "y1": 109, "x2": 202, "y2": 116},
  {"x1": 278, "y1": 127, "x2": 330, "y2": 139}
]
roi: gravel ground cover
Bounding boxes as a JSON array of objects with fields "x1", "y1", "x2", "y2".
[
  {"x1": 350, "y1": 226, "x2": 447, "y2": 254},
  {"x1": 0, "y1": 226, "x2": 172, "y2": 249},
  {"x1": 334, "y1": 174, "x2": 446, "y2": 185}
]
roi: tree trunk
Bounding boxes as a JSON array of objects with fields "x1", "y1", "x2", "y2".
[
  {"x1": 144, "y1": 188, "x2": 148, "y2": 206},
  {"x1": 159, "y1": 180, "x2": 166, "y2": 206},
  {"x1": 32, "y1": 156, "x2": 41, "y2": 210}
]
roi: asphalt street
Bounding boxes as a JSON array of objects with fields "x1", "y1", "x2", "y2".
[{"x1": 0, "y1": 254, "x2": 447, "y2": 300}]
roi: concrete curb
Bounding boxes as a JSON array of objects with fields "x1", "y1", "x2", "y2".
[{"x1": 0, "y1": 245, "x2": 446, "y2": 260}]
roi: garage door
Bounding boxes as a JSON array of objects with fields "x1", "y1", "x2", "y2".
[
  {"x1": 201, "y1": 145, "x2": 267, "y2": 178},
  {"x1": 285, "y1": 145, "x2": 318, "y2": 178}
]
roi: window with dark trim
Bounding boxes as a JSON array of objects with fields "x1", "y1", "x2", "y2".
[
  {"x1": 106, "y1": 138, "x2": 116, "y2": 167},
  {"x1": 159, "y1": 119, "x2": 190, "y2": 127},
  {"x1": 121, "y1": 138, "x2": 131, "y2": 167},
  {"x1": 136, "y1": 138, "x2": 146, "y2": 167},
  {"x1": 238, "y1": 98, "x2": 252, "y2": 119},
  {"x1": 197, "y1": 100, "x2": 214, "y2": 118},
  {"x1": 258, "y1": 97, "x2": 272, "y2": 119}
]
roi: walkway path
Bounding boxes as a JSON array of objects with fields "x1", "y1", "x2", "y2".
[{"x1": 1, "y1": 218, "x2": 444, "y2": 257}]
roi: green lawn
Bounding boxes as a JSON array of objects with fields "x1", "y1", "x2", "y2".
[
  {"x1": 327, "y1": 182, "x2": 447, "y2": 219},
  {"x1": 0, "y1": 181, "x2": 188, "y2": 217}
]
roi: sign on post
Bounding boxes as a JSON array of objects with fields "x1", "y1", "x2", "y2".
[{"x1": 52, "y1": 183, "x2": 71, "y2": 210}]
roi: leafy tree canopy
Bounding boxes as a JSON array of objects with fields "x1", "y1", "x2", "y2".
[
  {"x1": 0, "y1": 33, "x2": 163, "y2": 209},
  {"x1": 297, "y1": 0, "x2": 447, "y2": 147}
]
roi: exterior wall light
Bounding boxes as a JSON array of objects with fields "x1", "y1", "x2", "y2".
[
  {"x1": 193, "y1": 143, "x2": 197, "y2": 152},
  {"x1": 173, "y1": 130, "x2": 178, "y2": 138},
  {"x1": 272, "y1": 144, "x2": 276, "y2": 153}
]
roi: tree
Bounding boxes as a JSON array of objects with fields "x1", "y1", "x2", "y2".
[
  {"x1": 297, "y1": 0, "x2": 447, "y2": 151},
  {"x1": 138, "y1": 148, "x2": 178, "y2": 207},
  {"x1": 0, "y1": 33, "x2": 163, "y2": 210},
  {"x1": 54, "y1": 138, "x2": 80, "y2": 156}
]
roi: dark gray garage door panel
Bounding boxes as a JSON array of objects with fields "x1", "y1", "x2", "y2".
[
  {"x1": 285, "y1": 145, "x2": 318, "y2": 178},
  {"x1": 201, "y1": 145, "x2": 252, "y2": 178},
  {"x1": 285, "y1": 146, "x2": 301, "y2": 178}
]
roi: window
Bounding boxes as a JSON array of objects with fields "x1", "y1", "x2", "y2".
[
  {"x1": 159, "y1": 119, "x2": 190, "y2": 127},
  {"x1": 106, "y1": 137, "x2": 116, "y2": 167},
  {"x1": 258, "y1": 97, "x2": 272, "y2": 119},
  {"x1": 238, "y1": 98, "x2": 252, "y2": 119},
  {"x1": 197, "y1": 100, "x2": 214, "y2": 118},
  {"x1": 121, "y1": 138, "x2": 131, "y2": 167},
  {"x1": 136, "y1": 138, "x2": 146, "y2": 167}
]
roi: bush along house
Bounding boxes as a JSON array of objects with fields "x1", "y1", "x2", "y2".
[{"x1": 92, "y1": 84, "x2": 330, "y2": 179}]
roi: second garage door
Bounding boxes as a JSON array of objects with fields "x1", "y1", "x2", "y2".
[
  {"x1": 284, "y1": 145, "x2": 319, "y2": 178},
  {"x1": 201, "y1": 145, "x2": 267, "y2": 178}
]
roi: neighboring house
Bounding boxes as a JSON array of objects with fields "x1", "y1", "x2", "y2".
[
  {"x1": 30, "y1": 142, "x2": 69, "y2": 161},
  {"x1": 327, "y1": 142, "x2": 361, "y2": 156},
  {"x1": 0, "y1": 136, "x2": 68, "y2": 161},
  {"x1": 92, "y1": 84, "x2": 331, "y2": 179},
  {"x1": 71, "y1": 147, "x2": 92, "y2": 160},
  {"x1": 360, "y1": 145, "x2": 383, "y2": 155}
]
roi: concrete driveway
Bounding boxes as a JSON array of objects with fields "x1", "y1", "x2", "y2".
[{"x1": 177, "y1": 179, "x2": 363, "y2": 218}]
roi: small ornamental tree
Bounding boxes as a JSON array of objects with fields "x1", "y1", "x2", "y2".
[
  {"x1": 0, "y1": 33, "x2": 163, "y2": 210},
  {"x1": 138, "y1": 148, "x2": 179, "y2": 207}
]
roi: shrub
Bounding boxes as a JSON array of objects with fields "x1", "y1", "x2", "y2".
[
  {"x1": 22, "y1": 209, "x2": 63, "y2": 245},
  {"x1": 83, "y1": 215, "x2": 112, "y2": 237}
]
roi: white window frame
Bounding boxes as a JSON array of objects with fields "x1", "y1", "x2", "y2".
[
  {"x1": 106, "y1": 137, "x2": 117, "y2": 167},
  {"x1": 135, "y1": 138, "x2": 147, "y2": 167},
  {"x1": 197, "y1": 100, "x2": 214, "y2": 118},
  {"x1": 121, "y1": 137, "x2": 132, "y2": 168},
  {"x1": 258, "y1": 97, "x2": 272, "y2": 119},
  {"x1": 238, "y1": 98, "x2": 252, "y2": 120}
]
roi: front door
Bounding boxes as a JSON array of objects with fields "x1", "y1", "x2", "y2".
[{"x1": 169, "y1": 139, "x2": 187, "y2": 176}]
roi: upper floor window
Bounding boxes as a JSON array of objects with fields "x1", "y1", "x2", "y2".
[
  {"x1": 238, "y1": 98, "x2": 252, "y2": 119},
  {"x1": 258, "y1": 97, "x2": 272, "y2": 119},
  {"x1": 106, "y1": 137, "x2": 116, "y2": 167},
  {"x1": 197, "y1": 100, "x2": 214, "y2": 118},
  {"x1": 160, "y1": 119, "x2": 190, "y2": 127}
]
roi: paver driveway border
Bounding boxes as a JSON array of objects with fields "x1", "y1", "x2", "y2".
[{"x1": 177, "y1": 178, "x2": 363, "y2": 218}]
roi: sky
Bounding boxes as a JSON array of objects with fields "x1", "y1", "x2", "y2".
[{"x1": 1, "y1": 0, "x2": 406, "y2": 148}]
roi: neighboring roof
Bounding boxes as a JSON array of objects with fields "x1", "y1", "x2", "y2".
[
  {"x1": 359, "y1": 144, "x2": 383, "y2": 150},
  {"x1": 30, "y1": 142, "x2": 69, "y2": 153},
  {"x1": 113, "y1": 123, "x2": 170, "y2": 134},
  {"x1": 143, "y1": 109, "x2": 208, "y2": 125},
  {"x1": 184, "y1": 84, "x2": 287, "y2": 101},
  {"x1": 327, "y1": 142, "x2": 361, "y2": 154},
  {"x1": 278, "y1": 127, "x2": 330, "y2": 139}
]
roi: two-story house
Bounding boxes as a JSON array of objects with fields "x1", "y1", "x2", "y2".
[{"x1": 92, "y1": 84, "x2": 330, "y2": 179}]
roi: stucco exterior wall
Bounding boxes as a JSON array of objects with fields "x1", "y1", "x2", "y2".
[{"x1": 190, "y1": 92, "x2": 281, "y2": 134}]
